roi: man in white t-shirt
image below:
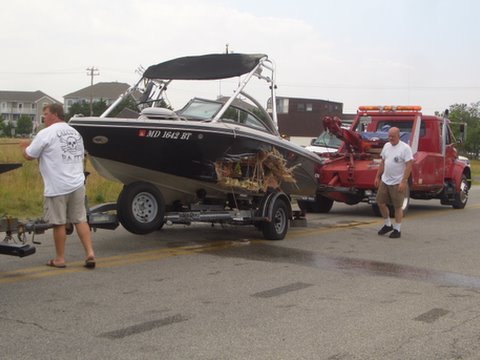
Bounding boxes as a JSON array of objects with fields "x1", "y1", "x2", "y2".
[
  {"x1": 374, "y1": 127, "x2": 413, "y2": 238},
  {"x1": 20, "y1": 103, "x2": 95, "y2": 268}
]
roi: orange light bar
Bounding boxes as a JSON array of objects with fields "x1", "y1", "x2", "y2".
[{"x1": 358, "y1": 105, "x2": 422, "y2": 111}]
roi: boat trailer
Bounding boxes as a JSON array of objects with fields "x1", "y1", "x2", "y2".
[{"x1": 1, "y1": 163, "x2": 307, "y2": 257}]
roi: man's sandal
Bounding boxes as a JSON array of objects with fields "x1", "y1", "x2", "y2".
[
  {"x1": 84, "y1": 257, "x2": 96, "y2": 269},
  {"x1": 46, "y1": 259, "x2": 66, "y2": 268}
]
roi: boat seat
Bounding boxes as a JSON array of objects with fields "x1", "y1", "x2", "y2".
[{"x1": 140, "y1": 107, "x2": 179, "y2": 120}]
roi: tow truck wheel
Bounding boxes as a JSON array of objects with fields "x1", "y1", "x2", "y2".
[
  {"x1": 117, "y1": 182, "x2": 165, "y2": 235},
  {"x1": 297, "y1": 195, "x2": 334, "y2": 213},
  {"x1": 262, "y1": 197, "x2": 289, "y2": 240},
  {"x1": 452, "y1": 175, "x2": 469, "y2": 209},
  {"x1": 311, "y1": 195, "x2": 334, "y2": 213}
]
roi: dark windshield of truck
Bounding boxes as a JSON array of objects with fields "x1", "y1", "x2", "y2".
[
  {"x1": 355, "y1": 120, "x2": 419, "y2": 144},
  {"x1": 375, "y1": 121, "x2": 413, "y2": 133},
  {"x1": 312, "y1": 132, "x2": 343, "y2": 148}
]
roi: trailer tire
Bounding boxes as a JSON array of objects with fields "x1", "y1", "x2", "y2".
[
  {"x1": 117, "y1": 182, "x2": 165, "y2": 235},
  {"x1": 452, "y1": 175, "x2": 469, "y2": 209},
  {"x1": 262, "y1": 197, "x2": 289, "y2": 240}
]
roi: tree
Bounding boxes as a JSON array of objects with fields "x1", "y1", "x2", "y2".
[
  {"x1": 108, "y1": 96, "x2": 142, "y2": 117},
  {"x1": 0, "y1": 119, "x2": 14, "y2": 137},
  {"x1": 66, "y1": 100, "x2": 108, "y2": 120},
  {"x1": 448, "y1": 102, "x2": 480, "y2": 159},
  {"x1": 16, "y1": 115, "x2": 33, "y2": 136},
  {"x1": 66, "y1": 96, "x2": 145, "y2": 120}
]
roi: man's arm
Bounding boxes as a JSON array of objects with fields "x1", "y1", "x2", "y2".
[
  {"x1": 374, "y1": 159, "x2": 385, "y2": 188},
  {"x1": 398, "y1": 160, "x2": 413, "y2": 191},
  {"x1": 19, "y1": 140, "x2": 34, "y2": 160}
]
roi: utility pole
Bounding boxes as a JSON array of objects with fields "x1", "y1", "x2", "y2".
[{"x1": 86, "y1": 66, "x2": 99, "y2": 116}]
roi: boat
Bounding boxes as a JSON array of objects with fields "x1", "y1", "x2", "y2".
[{"x1": 69, "y1": 53, "x2": 323, "y2": 239}]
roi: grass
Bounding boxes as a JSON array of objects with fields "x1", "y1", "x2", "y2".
[
  {"x1": 0, "y1": 139, "x2": 122, "y2": 218},
  {"x1": 470, "y1": 158, "x2": 480, "y2": 182}
]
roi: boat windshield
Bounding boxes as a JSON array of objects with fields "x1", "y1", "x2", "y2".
[
  {"x1": 177, "y1": 98, "x2": 269, "y2": 132},
  {"x1": 177, "y1": 99, "x2": 223, "y2": 120}
]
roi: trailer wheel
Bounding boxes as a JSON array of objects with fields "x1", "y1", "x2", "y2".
[
  {"x1": 117, "y1": 182, "x2": 165, "y2": 234},
  {"x1": 262, "y1": 197, "x2": 289, "y2": 240},
  {"x1": 452, "y1": 175, "x2": 469, "y2": 209}
]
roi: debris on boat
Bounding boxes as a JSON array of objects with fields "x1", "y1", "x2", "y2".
[{"x1": 215, "y1": 148, "x2": 300, "y2": 192}]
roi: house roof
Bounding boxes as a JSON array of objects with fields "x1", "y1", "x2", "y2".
[
  {"x1": 64, "y1": 82, "x2": 130, "y2": 99},
  {"x1": 0, "y1": 90, "x2": 59, "y2": 103}
]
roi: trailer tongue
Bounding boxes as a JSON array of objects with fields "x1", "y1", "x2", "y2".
[{"x1": 0, "y1": 163, "x2": 37, "y2": 257}]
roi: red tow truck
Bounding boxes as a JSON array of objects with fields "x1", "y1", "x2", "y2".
[{"x1": 301, "y1": 106, "x2": 471, "y2": 215}]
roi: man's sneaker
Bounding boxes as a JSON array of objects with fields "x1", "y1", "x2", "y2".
[
  {"x1": 378, "y1": 225, "x2": 393, "y2": 235},
  {"x1": 389, "y1": 229, "x2": 401, "y2": 238}
]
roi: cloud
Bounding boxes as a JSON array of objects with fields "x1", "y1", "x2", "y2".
[{"x1": 1, "y1": 0, "x2": 479, "y2": 114}]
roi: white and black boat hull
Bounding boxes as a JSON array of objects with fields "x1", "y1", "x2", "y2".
[{"x1": 71, "y1": 118, "x2": 321, "y2": 206}]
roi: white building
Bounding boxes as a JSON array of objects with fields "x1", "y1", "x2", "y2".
[{"x1": 0, "y1": 90, "x2": 59, "y2": 133}]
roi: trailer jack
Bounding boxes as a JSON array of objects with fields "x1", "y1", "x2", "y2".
[{"x1": 0, "y1": 217, "x2": 43, "y2": 257}]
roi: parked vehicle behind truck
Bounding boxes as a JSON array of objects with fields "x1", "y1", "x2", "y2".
[{"x1": 304, "y1": 105, "x2": 471, "y2": 216}]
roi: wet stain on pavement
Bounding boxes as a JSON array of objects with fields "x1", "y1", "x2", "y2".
[
  {"x1": 251, "y1": 282, "x2": 313, "y2": 298},
  {"x1": 414, "y1": 308, "x2": 450, "y2": 323},
  {"x1": 99, "y1": 314, "x2": 189, "y2": 339},
  {"x1": 207, "y1": 243, "x2": 480, "y2": 289}
]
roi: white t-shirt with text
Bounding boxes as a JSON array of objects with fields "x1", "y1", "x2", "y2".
[
  {"x1": 380, "y1": 141, "x2": 413, "y2": 185},
  {"x1": 26, "y1": 122, "x2": 85, "y2": 196}
]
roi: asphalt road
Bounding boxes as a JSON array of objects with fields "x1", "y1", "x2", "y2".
[{"x1": 1, "y1": 186, "x2": 480, "y2": 359}]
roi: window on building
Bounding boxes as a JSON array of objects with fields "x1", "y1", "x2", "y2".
[
  {"x1": 306, "y1": 103, "x2": 313, "y2": 112},
  {"x1": 297, "y1": 103, "x2": 305, "y2": 112},
  {"x1": 274, "y1": 98, "x2": 289, "y2": 114}
]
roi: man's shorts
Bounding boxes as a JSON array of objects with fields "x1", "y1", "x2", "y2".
[
  {"x1": 375, "y1": 181, "x2": 406, "y2": 209},
  {"x1": 44, "y1": 186, "x2": 87, "y2": 225}
]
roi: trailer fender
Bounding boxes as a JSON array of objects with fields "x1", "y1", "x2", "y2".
[{"x1": 258, "y1": 191, "x2": 292, "y2": 221}]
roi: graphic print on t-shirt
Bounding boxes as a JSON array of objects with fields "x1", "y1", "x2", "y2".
[{"x1": 58, "y1": 130, "x2": 83, "y2": 163}]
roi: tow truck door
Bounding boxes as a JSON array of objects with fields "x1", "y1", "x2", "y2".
[{"x1": 413, "y1": 116, "x2": 444, "y2": 189}]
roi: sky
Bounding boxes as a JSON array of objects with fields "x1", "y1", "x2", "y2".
[{"x1": 1, "y1": 0, "x2": 479, "y2": 114}]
